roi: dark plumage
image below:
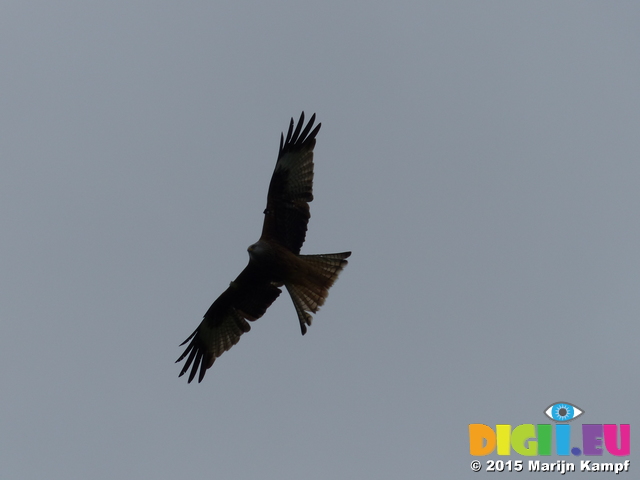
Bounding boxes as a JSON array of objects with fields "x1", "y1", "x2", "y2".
[{"x1": 176, "y1": 113, "x2": 350, "y2": 383}]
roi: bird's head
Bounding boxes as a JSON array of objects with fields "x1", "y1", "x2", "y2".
[{"x1": 247, "y1": 240, "x2": 270, "y2": 260}]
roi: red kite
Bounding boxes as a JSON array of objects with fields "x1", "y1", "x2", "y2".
[{"x1": 177, "y1": 113, "x2": 351, "y2": 382}]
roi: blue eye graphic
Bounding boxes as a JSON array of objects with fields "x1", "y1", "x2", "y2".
[{"x1": 544, "y1": 402, "x2": 584, "y2": 422}]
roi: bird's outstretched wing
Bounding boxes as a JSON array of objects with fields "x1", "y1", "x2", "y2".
[
  {"x1": 260, "y1": 112, "x2": 321, "y2": 254},
  {"x1": 176, "y1": 264, "x2": 281, "y2": 383}
]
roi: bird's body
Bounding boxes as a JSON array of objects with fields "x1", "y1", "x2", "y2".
[{"x1": 176, "y1": 113, "x2": 350, "y2": 383}]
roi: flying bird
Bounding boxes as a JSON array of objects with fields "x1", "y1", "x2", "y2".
[{"x1": 177, "y1": 112, "x2": 351, "y2": 383}]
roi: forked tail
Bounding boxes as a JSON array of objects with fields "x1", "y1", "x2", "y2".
[{"x1": 285, "y1": 252, "x2": 351, "y2": 334}]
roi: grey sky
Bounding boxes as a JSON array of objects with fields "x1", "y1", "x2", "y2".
[{"x1": 2, "y1": 1, "x2": 639, "y2": 478}]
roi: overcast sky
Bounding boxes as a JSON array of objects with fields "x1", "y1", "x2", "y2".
[{"x1": 2, "y1": 1, "x2": 639, "y2": 478}]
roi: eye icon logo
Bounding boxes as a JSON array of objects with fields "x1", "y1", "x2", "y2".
[{"x1": 544, "y1": 402, "x2": 584, "y2": 422}]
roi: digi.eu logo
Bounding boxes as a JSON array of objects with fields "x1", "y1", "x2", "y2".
[{"x1": 469, "y1": 401, "x2": 630, "y2": 457}]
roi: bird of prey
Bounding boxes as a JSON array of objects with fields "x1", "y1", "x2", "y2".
[{"x1": 176, "y1": 112, "x2": 351, "y2": 383}]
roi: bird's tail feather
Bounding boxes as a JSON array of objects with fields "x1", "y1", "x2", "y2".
[{"x1": 285, "y1": 252, "x2": 351, "y2": 334}]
